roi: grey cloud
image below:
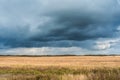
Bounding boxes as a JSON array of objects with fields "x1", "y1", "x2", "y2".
[
  {"x1": 30, "y1": 0, "x2": 120, "y2": 41},
  {"x1": 0, "y1": 0, "x2": 120, "y2": 51}
]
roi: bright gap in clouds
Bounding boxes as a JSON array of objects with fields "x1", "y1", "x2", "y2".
[{"x1": 0, "y1": 46, "x2": 120, "y2": 55}]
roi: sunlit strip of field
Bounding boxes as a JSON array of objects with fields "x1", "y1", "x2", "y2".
[{"x1": 0, "y1": 56, "x2": 120, "y2": 68}]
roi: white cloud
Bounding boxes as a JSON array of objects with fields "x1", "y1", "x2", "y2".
[
  {"x1": 93, "y1": 38, "x2": 120, "y2": 50},
  {"x1": 0, "y1": 47, "x2": 89, "y2": 55}
]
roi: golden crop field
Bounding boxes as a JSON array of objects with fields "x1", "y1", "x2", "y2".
[
  {"x1": 0, "y1": 56, "x2": 120, "y2": 68},
  {"x1": 0, "y1": 56, "x2": 120, "y2": 80}
]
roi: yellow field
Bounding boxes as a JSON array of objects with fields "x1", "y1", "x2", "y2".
[
  {"x1": 0, "y1": 56, "x2": 120, "y2": 80},
  {"x1": 0, "y1": 56, "x2": 120, "y2": 68}
]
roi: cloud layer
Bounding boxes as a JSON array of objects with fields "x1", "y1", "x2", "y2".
[{"x1": 0, "y1": 0, "x2": 120, "y2": 54}]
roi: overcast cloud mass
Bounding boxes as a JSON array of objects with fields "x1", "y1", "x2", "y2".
[{"x1": 0, "y1": 0, "x2": 120, "y2": 55}]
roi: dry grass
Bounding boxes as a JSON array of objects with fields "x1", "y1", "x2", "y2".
[{"x1": 0, "y1": 56, "x2": 120, "y2": 80}]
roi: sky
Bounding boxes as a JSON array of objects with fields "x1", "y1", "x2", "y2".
[{"x1": 0, "y1": 0, "x2": 120, "y2": 55}]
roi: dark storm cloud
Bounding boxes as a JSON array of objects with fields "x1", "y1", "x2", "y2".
[
  {"x1": 0, "y1": 0, "x2": 120, "y2": 50},
  {"x1": 30, "y1": 0, "x2": 120, "y2": 42}
]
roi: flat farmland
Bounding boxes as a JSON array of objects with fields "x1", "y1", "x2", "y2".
[
  {"x1": 0, "y1": 56, "x2": 120, "y2": 80},
  {"x1": 0, "y1": 56, "x2": 120, "y2": 68}
]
